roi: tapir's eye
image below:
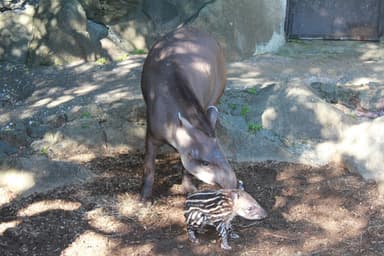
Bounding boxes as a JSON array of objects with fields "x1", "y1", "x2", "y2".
[{"x1": 201, "y1": 160, "x2": 210, "y2": 166}]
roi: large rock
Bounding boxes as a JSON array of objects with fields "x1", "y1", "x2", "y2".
[
  {"x1": 191, "y1": 0, "x2": 286, "y2": 60},
  {"x1": 27, "y1": 0, "x2": 102, "y2": 66},
  {"x1": 80, "y1": 0, "x2": 286, "y2": 61},
  {"x1": 0, "y1": 5, "x2": 35, "y2": 63},
  {"x1": 79, "y1": 0, "x2": 139, "y2": 24}
]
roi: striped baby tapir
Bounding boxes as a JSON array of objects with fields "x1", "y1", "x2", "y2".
[{"x1": 184, "y1": 181, "x2": 267, "y2": 250}]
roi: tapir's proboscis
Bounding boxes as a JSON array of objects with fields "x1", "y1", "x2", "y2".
[{"x1": 140, "y1": 26, "x2": 237, "y2": 202}]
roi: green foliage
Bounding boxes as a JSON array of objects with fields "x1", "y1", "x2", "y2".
[
  {"x1": 130, "y1": 49, "x2": 147, "y2": 55},
  {"x1": 95, "y1": 57, "x2": 108, "y2": 65},
  {"x1": 116, "y1": 53, "x2": 130, "y2": 62},
  {"x1": 348, "y1": 113, "x2": 357, "y2": 120},
  {"x1": 41, "y1": 147, "x2": 49, "y2": 156},
  {"x1": 248, "y1": 123, "x2": 263, "y2": 134},
  {"x1": 81, "y1": 123, "x2": 90, "y2": 129},
  {"x1": 81, "y1": 111, "x2": 91, "y2": 119},
  {"x1": 241, "y1": 105, "x2": 250, "y2": 117},
  {"x1": 246, "y1": 87, "x2": 257, "y2": 95},
  {"x1": 228, "y1": 103, "x2": 237, "y2": 110}
]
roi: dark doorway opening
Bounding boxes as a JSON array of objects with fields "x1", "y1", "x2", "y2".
[{"x1": 285, "y1": 0, "x2": 384, "y2": 41}]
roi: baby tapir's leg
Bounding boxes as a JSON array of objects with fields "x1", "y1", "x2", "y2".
[
  {"x1": 216, "y1": 222, "x2": 231, "y2": 250},
  {"x1": 187, "y1": 225, "x2": 199, "y2": 243},
  {"x1": 227, "y1": 223, "x2": 240, "y2": 239}
]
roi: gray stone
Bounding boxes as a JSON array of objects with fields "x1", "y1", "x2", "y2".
[
  {"x1": 27, "y1": 0, "x2": 101, "y2": 66},
  {"x1": 0, "y1": 140, "x2": 17, "y2": 156},
  {"x1": 0, "y1": 4, "x2": 35, "y2": 63},
  {"x1": 190, "y1": 0, "x2": 286, "y2": 60},
  {"x1": 26, "y1": 120, "x2": 50, "y2": 139},
  {"x1": 79, "y1": 0, "x2": 139, "y2": 24},
  {"x1": 0, "y1": 121, "x2": 31, "y2": 147},
  {"x1": 87, "y1": 19, "x2": 108, "y2": 42}
]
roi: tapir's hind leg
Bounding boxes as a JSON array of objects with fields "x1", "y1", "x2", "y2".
[{"x1": 140, "y1": 132, "x2": 158, "y2": 202}]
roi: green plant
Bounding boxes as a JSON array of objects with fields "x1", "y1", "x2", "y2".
[
  {"x1": 95, "y1": 57, "x2": 108, "y2": 65},
  {"x1": 41, "y1": 147, "x2": 49, "y2": 155},
  {"x1": 348, "y1": 113, "x2": 357, "y2": 120},
  {"x1": 81, "y1": 111, "x2": 91, "y2": 119},
  {"x1": 130, "y1": 49, "x2": 147, "y2": 55},
  {"x1": 246, "y1": 87, "x2": 257, "y2": 95},
  {"x1": 248, "y1": 123, "x2": 263, "y2": 134},
  {"x1": 116, "y1": 53, "x2": 130, "y2": 62},
  {"x1": 228, "y1": 103, "x2": 237, "y2": 110},
  {"x1": 241, "y1": 105, "x2": 250, "y2": 117},
  {"x1": 81, "y1": 123, "x2": 90, "y2": 129}
]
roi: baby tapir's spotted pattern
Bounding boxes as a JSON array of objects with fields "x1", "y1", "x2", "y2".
[{"x1": 184, "y1": 188, "x2": 267, "y2": 250}]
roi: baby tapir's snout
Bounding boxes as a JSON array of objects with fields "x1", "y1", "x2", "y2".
[{"x1": 232, "y1": 189, "x2": 267, "y2": 220}]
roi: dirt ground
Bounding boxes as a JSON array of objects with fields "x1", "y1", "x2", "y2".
[
  {"x1": 0, "y1": 151, "x2": 383, "y2": 256},
  {"x1": 1, "y1": 40, "x2": 384, "y2": 255}
]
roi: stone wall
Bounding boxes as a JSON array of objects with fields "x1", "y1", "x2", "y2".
[{"x1": 0, "y1": 0, "x2": 286, "y2": 65}]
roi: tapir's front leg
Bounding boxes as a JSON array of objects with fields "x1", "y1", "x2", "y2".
[
  {"x1": 140, "y1": 132, "x2": 158, "y2": 202},
  {"x1": 182, "y1": 171, "x2": 197, "y2": 194}
]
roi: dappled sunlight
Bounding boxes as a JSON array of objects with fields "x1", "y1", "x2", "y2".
[
  {"x1": 311, "y1": 117, "x2": 384, "y2": 182},
  {"x1": 71, "y1": 84, "x2": 100, "y2": 96},
  {"x1": 32, "y1": 98, "x2": 53, "y2": 108},
  {"x1": 190, "y1": 59, "x2": 212, "y2": 76},
  {"x1": 116, "y1": 193, "x2": 185, "y2": 226},
  {"x1": 286, "y1": 198, "x2": 367, "y2": 251},
  {"x1": 18, "y1": 200, "x2": 81, "y2": 217},
  {"x1": 86, "y1": 207, "x2": 129, "y2": 234},
  {"x1": 60, "y1": 230, "x2": 118, "y2": 256},
  {"x1": 287, "y1": 86, "x2": 313, "y2": 100},
  {"x1": 0, "y1": 169, "x2": 35, "y2": 199},
  {"x1": 47, "y1": 95, "x2": 75, "y2": 108},
  {"x1": 350, "y1": 77, "x2": 380, "y2": 85},
  {"x1": 358, "y1": 43, "x2": 384, "y2": 61},
  {"x1": 261, "y1": 107, "x2": 277, "y2": 129}
]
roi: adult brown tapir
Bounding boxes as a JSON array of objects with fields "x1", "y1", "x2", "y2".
[{"x1": 140, "y1": 26, "x2": 237, "y2": 201}]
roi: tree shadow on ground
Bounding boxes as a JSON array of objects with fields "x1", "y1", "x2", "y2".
[{"x1": 1, "y1": 152, "x2": 383, "y2": 255}]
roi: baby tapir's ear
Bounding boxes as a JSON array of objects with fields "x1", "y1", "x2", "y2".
[
  {"x1": 230, "y1": 190, "x2": 240, "y2": 201},
  {"x1": 207, "y1": 106, "x2": 218, "y2": 128}
]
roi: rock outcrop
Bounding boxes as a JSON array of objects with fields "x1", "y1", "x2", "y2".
[{"x1": 1, "y1": 0, "x2": 286, "y2": 65}]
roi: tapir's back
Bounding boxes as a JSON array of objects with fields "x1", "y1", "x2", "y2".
[{"x1": 141, "y1": 26, "x2": 226, "y2": 109}]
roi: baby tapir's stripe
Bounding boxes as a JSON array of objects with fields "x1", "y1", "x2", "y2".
[{"x1": 185, "y1": 190, "x2": 234, "y2": 225}]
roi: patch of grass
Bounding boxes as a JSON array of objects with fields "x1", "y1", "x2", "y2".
[
  {"x1": 130, "y1": 49, "x2": 147, "y2": 55},
  {"x1": 248, "y1": 123, "x2": 263, "y2": 134},
  {"x1": 116, "y1": 53, "x2": 130, "y2": 62},
  {"x1": 41, "y1": 147, "x2": 49, "y2": 156},
  {"x1": 348, "y1": 113, "x2": 357, "y2": 120},
  {"x1": 228, "y1": 103, "x2": 237, "y2": 110},
  {"x1": 246, "y1": 87, "x2": 257, "y2": 95},
  {"x1": 81, "y1": 123, "x2": 90, "y2": 129},
  {"x1": 95, "y1": 57, "x2": 108, "y2": 65},
  {"x1": 241, "y1": 105, "x2": 250, "y2": 117},
  {"x1": 81, "y1": 111, "x2": 91, "y2": 119}
]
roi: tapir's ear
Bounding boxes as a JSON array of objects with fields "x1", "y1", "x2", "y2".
[
  {"x1": 238, "y1": 180, "x2": 245, "y2": 191},
  {"x1": 178, "y1": 112, "x2": 193, "y2": 129},
  {"x1": 206, "y1": 106, "x2": 218, "y2": 128}
]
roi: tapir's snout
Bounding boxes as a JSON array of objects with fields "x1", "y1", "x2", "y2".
[{"x1": 218, "y1": 167, "x2": 237, "y2": 189}]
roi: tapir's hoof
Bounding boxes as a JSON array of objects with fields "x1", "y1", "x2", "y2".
[
  {"x1": 221, "y1": 243, "x2": 232, "y2": 250},
  {"x1": 138, "y1": 195, "x2": 153, "y2": 207}
]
